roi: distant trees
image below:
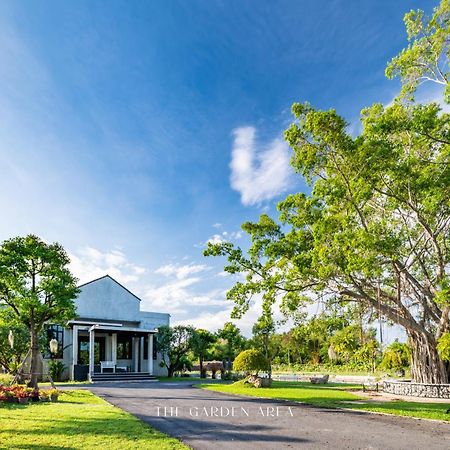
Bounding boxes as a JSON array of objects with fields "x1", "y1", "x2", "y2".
[
  {"x1": 190, "y1": 329, "x2": 216, "y2": 378},
  {"x1": 215, "y1": 322, "x2": 247, "y2": 366}
]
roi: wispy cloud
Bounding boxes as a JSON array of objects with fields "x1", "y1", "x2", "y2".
[
  {"x1": 69, "y1": 246, "x2": 146, "y2": 285},
  {"x1": 230, "y1": 126, "x2": 293, "y2": 206},
  {"x1": 155, "y1": 263, "x2": 209, "y2": 279}
]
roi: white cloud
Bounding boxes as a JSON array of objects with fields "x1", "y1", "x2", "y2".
[
  {"x1": 69, "y1": 246, "x2": 146, "y2": 285},
  {"x1": 173, "y1": 297, "x2": 294, "y2": 337},
  {"x1": 212, "y1": 223, "x2": 222, "y2": 229},
  {"x1": 207, "y1": 234, "x2": 225, "y2": 245},
  {"x1": 143, "y1": 277, "x2": 225, "y2": 314},
  {"x1": 230, "y1": 126, "x2": 293, "y2": 206},
  {"x1": 155, "y1": 263, "x2": 209, "y2": 279}
]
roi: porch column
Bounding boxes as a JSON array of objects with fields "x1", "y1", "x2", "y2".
[
  {"x1": 139, "y1": 337, "x2": 144, "y2": 373},
  {"x1": 72, "y1": 325, "x2": 79, "y2": 380},
  {"x1": 89, "y1": 327, "x2": 95, "y2": 380},
  {"x1": 133, "y1": 338, "x2": 139, "y2": 372},
  {"x1": 111, "y1": 333, "x2": 117, "y2": 372},
  {"x1": 148, "y1": 333, "x2": 154, "y2": 374}
]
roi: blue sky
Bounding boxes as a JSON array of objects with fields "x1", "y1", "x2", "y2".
[{"x1": 0, "y1": 0, "x2": 436, "y2": 336}]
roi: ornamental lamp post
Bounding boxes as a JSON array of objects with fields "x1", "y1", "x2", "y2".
[
  {"x1": 49, "y1": 339, "x2": 59, "y2": 357},
  {"x1": 8, "y1": 330, "x2": 14, "y2": 349}
]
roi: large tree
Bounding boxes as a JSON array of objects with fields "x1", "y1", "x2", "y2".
[
  {"x1": 0, "y1": 235, "x2": 78, "y2": 387},
  {"x1": 206, "y1": 2, "x2": 450, "y2": 383},
  {"x1": 157, "y1": 325, "x2": 194, "y2": 377},
  {"x1": 215, "y1": 322, "x2": 247, "y2": 365},
  {"x1": 190, "y1": 328, "x2": 216, "y2": 378}
]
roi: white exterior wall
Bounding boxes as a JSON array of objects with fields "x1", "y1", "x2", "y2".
[{"x1": 52, "y1": 275, "x2": 170, "y2": 380}]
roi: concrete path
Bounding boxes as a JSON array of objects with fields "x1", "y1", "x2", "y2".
[{"x1": 88, "y1": 381, "x2": 450, "y2": 450}]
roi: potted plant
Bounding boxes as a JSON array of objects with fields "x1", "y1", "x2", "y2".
[
  {"x1": 48, "y1": 388, "x2": 60, "y2": 402},
  {"x1": 16, "y1": 387, "x2": 29, "y2": 404},
  {"x1": 39, "y1": 390, "x2": 50, "y2": 402},
  {"x1": 29, "y1": 388, "x2": 40, "y2": 402}
]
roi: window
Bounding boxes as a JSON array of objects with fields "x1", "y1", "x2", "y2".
[
  {"x1": 78, "y1": 336, "x2": 105, "y2": 365},
  {"x1": 143, "y1": 335, "x2": 157, "y2": 360},
  {"x1": 117, "y1": 335, "x2": 133, "y2": 360},
  {"x1": 45, "y1": 325, "x2": 64, "y2": 359}
]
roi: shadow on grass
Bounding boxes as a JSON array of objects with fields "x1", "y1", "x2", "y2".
[{"x1": 1, "y1": 410, "x2": 309, "y2": 445}]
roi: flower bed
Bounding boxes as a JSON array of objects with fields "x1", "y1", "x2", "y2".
[{"x1": 0, "y1": 385, "x2": 59, "y2": 404}]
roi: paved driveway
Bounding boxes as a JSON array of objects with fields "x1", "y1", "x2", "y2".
[{"x1": 89, "y1": 381, "x2": 450, "y2": 450}]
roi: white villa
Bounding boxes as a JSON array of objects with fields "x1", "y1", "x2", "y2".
[{"x1": 44, "y1": 275, "x2": 169, "y2": 382}]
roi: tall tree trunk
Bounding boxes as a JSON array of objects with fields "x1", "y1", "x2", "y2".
[
  {"x1": 29, "y1": 327, "x2": 39, "y2": 388},
  {"x1": 408, "y1": 331, "x2": 449, "y2": 384},
  {"x1": 167, "y1": 366, "x2": 174, "y2": 377}
]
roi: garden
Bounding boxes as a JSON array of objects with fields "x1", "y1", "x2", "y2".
[{"x1": 0, "y1": 388, "x2": 187, "y2": 449}]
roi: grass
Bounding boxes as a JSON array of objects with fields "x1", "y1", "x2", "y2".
[
  {"x1": 200, "y1": 380, "x2": 450, "y2": 422},
  {"x1": 0, "y1": 390, "x2": 187, "y2": 449}
]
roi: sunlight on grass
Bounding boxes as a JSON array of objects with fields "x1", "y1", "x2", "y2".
[
  {"x1": 200, "y1": 380, "x2": 450, "y2": 422},
  {"x1": 0, "y1": 390, "x2": 187, "y2": 449}
]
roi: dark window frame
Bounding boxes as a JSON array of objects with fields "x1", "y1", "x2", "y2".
[
  {"x1": 77, "y1": 336, "x2": 106, "y2": 365},
  {"x1": 44, "y1": 325, "x2": 64, "y2": 359},
  {"x1": 117, "y1": 335, "x2": 133, "y2": 360}
]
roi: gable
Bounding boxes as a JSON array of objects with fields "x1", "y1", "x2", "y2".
[{"x1": 75, "y1": 275, "x2": 141, "y2": 322}]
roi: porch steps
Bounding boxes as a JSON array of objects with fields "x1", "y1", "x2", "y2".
[{"x1": 90, "y1": 372, "x2": 158, "y2": 383}]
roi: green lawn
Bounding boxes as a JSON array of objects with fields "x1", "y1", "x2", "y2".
[
  {"x1": 0, "y1": 390, "x2": 187, "y2": 450},
  {"x1": 200, "y1": 380, "x2": 450, "y2": 422}
]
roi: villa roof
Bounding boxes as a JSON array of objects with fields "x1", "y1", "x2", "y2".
[{"x1": 78, "y1": 274, "x2": 142, "y2": 302}]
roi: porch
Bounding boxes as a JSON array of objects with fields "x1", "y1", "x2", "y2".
[{"x1": 70, "y1": 321, "x2": 158, "y2": 382}]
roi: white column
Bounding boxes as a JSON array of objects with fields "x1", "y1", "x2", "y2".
[
  {"x1": 89, "y1": 328, "x2": 95, "y2": 380},
  {"x1": 139, "y1": 337, "x2": 144, "y2": 373},
  {"x1": 133, "y1": 338, "x2": 139, "y2": 372},
  {"x1": 72, "y1": 326, "x2": 79, "y2": 380},
  {"x1": 111, "y1": 333, "x2": 117, "y2": 372},
  {"x1": 148, "y1": 334, "x2": 154, "y2": 374}
]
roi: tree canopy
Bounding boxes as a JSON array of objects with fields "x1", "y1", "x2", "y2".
[
  {"x1": 205, "y1": 0, "x2": 450, "y2": 383},
  {"x1": 0, "y1": 235, "x2": 79, "y2": 387}
]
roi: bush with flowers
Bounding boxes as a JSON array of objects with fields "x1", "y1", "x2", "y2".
[{"x1": 0, "y1": 385, "x2": 43, "y2": 403}]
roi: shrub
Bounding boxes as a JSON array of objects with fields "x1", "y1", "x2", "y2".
[
  {"x1": 381, "y1": 341, "x2": 410, "y2": 371},
  {"x1": 233, "y1": 349, "x2": 270, "y2": 375},
  {"x1": 222, "y1": 371, "x2": 244, "y2": 381},
  {"x1": 48, "y1": 360, "x2": 66, "y2": 382}
]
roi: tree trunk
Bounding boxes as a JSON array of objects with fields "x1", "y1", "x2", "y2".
[
  {"x1": 29, "y1": 327, "x2": 39, "y2": 388},
  {"x1": 408, "y1": 331, "x2": 449, "y2": 384},
  {"x1": 199, "y1": 356, "x2": 205, "y2": 378},
  {"x1": 167, "y1": 366, "x2": 175, "y2": 377}
]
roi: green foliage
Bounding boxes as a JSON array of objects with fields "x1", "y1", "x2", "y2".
[
  {"x1": 381, "y1": 341, "x2": 411, "y2": 371},
  {"x1": 156, "y1": 325, "x2": 195, "y2": 377},
  {"x1": 386, "y1": 0, "x2": 449, "y2": 102},
  {"x1": 437, "y1": 333, "x2": 450, "y2": 362},
  {"x1": 214, "y1": 322, "x2": 247, "y2": 362},
  {"x1": 233, "y1": 349, "x2": 270, "y2": 375},
  {"x1": 47, "y1": 360, "x2": 67, "y2": 382},
  {"x1": 0, "y1": 235, "x2": 79, "y2": 328},
  {"x1": 206, "y1": 88, "x2": 450, "y2": 382},
  {"x1": 0, "y1": 235, "x2": 78, "y2": 387},
  {"x1": 0, "y1": 310, "x2": 29, "y2": 373}
]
